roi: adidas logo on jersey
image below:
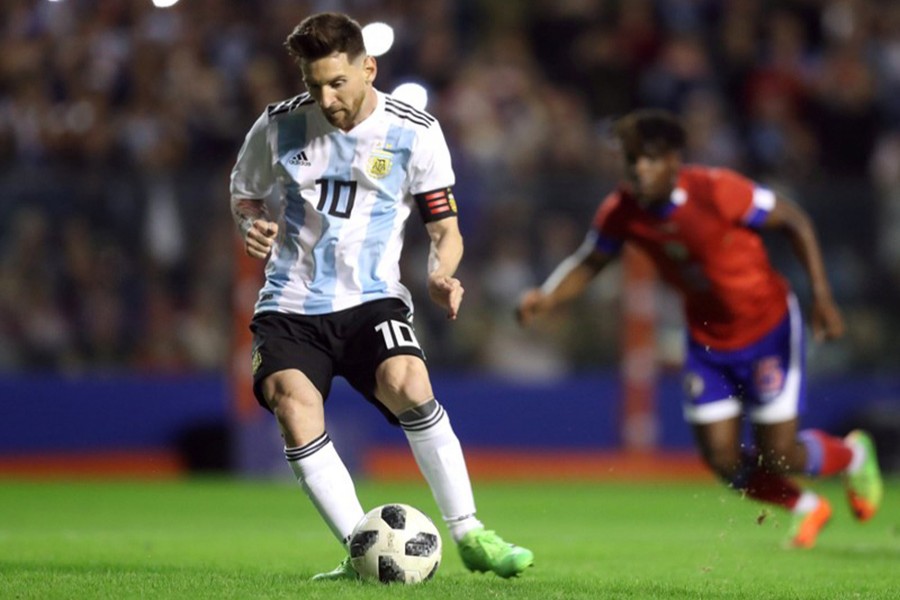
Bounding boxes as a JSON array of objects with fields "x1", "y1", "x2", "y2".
[{"x1": 288, "y1": 150, "x2": 311, "y2": 166}]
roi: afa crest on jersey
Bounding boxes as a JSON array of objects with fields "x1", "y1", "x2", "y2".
[{"x1": 367, "y1": 146, "x2": 394, "y2": 179}]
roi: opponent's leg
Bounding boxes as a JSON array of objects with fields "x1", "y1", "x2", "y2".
[
  {"x1": 842, "y1": 430, "x2": 883, "y2": 521},
  {"x1": 779, "y1": 425, "x2": 883, "y2": 520},
  {"x1": 753, "y1": 410, "x2": 881, "y2": 522},
  {"x1": 377, "y1": 355, "x2": 534, "y2": 578},
  {"x1": 694, "y1": 418, "x2": 830, "y2": 548},
  {"x1": 694, "y1": 418, "x2": 800, "y2": 509},
  {"x1": 754, "y1": 420, "x2": 850, "y2": 548},
  {"x1": 754, "y1": 421, "x2": 852, "y2": 476}
]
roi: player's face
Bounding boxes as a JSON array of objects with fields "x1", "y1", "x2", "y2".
[
  {"x1": 301, "y1": 52, "x2": 377, "y2": 131},
  {"x1": 626, "y1": 149, "x2": 681, "y2": 205}
]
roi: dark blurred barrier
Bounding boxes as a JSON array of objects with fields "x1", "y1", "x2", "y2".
[
  {"x1": 0, "y1": 373, "x2": 230, "y2": 476},
  {"x1": 1, "y1": 372, "x2": 897, "y2": 477}
]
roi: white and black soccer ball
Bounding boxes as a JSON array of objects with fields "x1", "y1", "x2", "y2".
[{"x1": 349, "y1": 503, "x2": 442, "y2": 584}]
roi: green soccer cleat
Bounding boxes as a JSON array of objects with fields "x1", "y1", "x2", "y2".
[
  {"x1": 458, "y1": 528, "x2": 534, "y2": 578},
  {"x1": 310, "y1": 556, "x2": 358, "y2": 582},
  {"x1": 843, "y1": 430, "x2": 883, "y2": 522}
]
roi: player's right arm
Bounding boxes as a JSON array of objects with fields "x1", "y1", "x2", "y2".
[
  {"x1": 232, "y1": 198, "x2": 279, "y2": 260},
  {"x1": 230, "y1": 109, "x2": 279, "y2": 260},
  {"x1": 516, "y1": 236, "x2": 613, "y2": 326}
]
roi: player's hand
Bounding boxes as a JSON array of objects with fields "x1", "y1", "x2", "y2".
[
  {"x1": 516, "y1": 288, "x2": 546, "y2": 327},
  {"x1": 811, "y1": 297, "x2": 845, "y2": 342},
  {"x1": 244, "y1": 219, "x2": 278, "y2": 260},
  {"x1": 428, "y1": 275, "x2": 464, "y2": 320}
]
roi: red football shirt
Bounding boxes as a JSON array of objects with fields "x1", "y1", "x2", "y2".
[{"x1": 591, "y1": 166, "x2": 790, "y2": 350}]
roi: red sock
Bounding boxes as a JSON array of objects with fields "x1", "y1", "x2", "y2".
[
  {"x1": 799, "y1": 429, "x2": 853, "y2": 476},
  {"x1": 743, "y1": 469, "x2": 802, "y2": 510}
]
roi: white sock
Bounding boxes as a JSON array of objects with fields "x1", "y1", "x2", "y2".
[
  {"x1": 846, "y1": 438, "x2": 865, "y2": 474},
  {"x1": 285, "y1": 433, "x2": 364, "y2": 548},
  {"x1": 792, "y1": 491, "x2": 821, "y2": 514},
  {"x1": 401, "y1": 401, "x2": 483, "y2": 542}
]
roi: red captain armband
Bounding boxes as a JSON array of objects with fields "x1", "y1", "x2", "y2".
[{"x1": 414, "y1": 187, "x2": 458, "y2": 222}]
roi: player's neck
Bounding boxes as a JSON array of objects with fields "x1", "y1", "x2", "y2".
[
  {"x1": 344, "y1": 87, "x2": 378, "y2": 132},
  {"x1": 637, "y1": 194, "x2": 670, "y2": 211}
]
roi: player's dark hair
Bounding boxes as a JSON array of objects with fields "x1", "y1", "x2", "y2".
[
  {"x1": 284, "y1": 12, "x2": 366, "y2": 63},
  {"x1": 614, "y1": 109, "x2": 687, "y2": 161}
]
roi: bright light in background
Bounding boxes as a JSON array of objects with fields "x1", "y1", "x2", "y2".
[
  {"x1": 362, "y1": 22, "x2": 394, "y2": 57},
  {"x1": 152, "y1": 0, "x2": 180, "y2": 7},
  {"x1": 391, "y1": 83, "x2": 429, "y2": 111}
]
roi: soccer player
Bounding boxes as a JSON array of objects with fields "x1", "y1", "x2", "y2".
[
  {"x1": 230, "y1": 13, "x2": 533, "y2": 579},
  {"x1": 517, "y1": 109, "x2": 883, "y2": 548}
]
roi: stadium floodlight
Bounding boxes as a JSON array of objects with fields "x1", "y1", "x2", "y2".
[
  {"x1": 362, "y1": 22, "x2": 394, "y2": 57},
  {"x1": 391, "y1": 82, "x2": 429, "y2": 111}
]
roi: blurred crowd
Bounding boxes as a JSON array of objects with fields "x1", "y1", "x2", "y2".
[{"x1": 1, "y1": 0, "x2": 898, "y2": 377}]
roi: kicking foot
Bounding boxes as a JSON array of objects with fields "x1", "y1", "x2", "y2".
[
  {"x1": 843, "y1": 430, "x2": 883, "y2": 522},
  {"x1": 458, "y1": 528, "x2": 534, "y2": 578},
  {"x1": 787, "y1": 497, "x2": 832, "y2": 549},
  {"x1": 310, "y1": 556, "x2": 358, "y2": 581}
]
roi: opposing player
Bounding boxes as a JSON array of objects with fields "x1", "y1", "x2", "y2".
[
  {"x1": 517, "y1": 109, "x2": 883, "y2": 548},
  {"x1": 230, "y1": 13, "x2": 533, "y2": 578}
]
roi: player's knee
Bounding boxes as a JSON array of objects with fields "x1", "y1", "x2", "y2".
[
  {"x1": 376, "y1": 355, "x2": 431, "y2": 403},
  {"x1": 757, "y1": 443, "x2": 794, "y2": 474},
  {"x1": 263, "y1": 379, "x2": 319, "y2": 424},
  {"x1": 270, "y1": 393, "x2": 302, "y2": 423}
]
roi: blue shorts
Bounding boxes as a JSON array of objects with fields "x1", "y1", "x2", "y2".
[{"x1": 682, "y1": 295, "x2": 806, "y2": 425}]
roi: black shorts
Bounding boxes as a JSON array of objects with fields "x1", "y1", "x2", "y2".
[{"x1": 248, "y1": 298, "x2": 427, "y2": 424}]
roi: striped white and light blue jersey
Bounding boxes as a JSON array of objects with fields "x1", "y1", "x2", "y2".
[{"x1": 230, "y1": 90, "x2": 454, "y2": 316}]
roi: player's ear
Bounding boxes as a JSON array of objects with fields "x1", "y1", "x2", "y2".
[{"x1": 363, "y1": 55, "x2": 377, "y2": 85}]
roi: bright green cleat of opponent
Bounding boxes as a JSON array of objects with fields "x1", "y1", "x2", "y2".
[
  {"x1": 458, "y1": 528, "x2": 534, "y2": 578},
  {"x1": 843, "y1": 430, "x2": 883, "y2": 522},
  {"x1": 310, "y1": 556, "x2": 358, "y2": 582}
]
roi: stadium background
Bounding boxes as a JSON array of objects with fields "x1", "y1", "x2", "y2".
[{"x1": 1, "y1": 0, "x2": 899, "y2": 480}]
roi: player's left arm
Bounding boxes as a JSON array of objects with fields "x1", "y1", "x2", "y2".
[
  {"x1": 762, "y1": 195, "x2": 845, "y2": 341},
  {"x1": 424, "y1": 216, "x2": 464, "y2": 320},
  {"x1": 409, "y1": 117, "x2": 462, "y2": 320}
]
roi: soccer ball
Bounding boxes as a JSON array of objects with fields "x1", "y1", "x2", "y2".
[{"x1": 349, "y1": 503, "x2": 442, "y2": 584}]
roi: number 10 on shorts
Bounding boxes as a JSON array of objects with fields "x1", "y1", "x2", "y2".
[{"x1": 374, "y1": 320, "x2": 421, "y2": 350}]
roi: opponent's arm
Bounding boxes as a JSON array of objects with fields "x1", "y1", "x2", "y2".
[
  {"x1": 425, "y1": 216, "x2": 464, "y2": 320},
  {"x1": 763, "y1": 195, "x2": 844, "y2": 341},
  {"x1": 231, "y1": 197, "x2": 278, "y2": 260},
  {"x1": 516, "y1": 237, "x2": 612, "y2": 326}
]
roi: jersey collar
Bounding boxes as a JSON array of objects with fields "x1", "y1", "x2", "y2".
[{"x1": 641, "y1": 186, "x2": 687, "y2": 218}]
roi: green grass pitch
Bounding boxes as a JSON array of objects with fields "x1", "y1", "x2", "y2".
[{"x1": 0, "y1": 477, "x2": 896, "y2": 599}]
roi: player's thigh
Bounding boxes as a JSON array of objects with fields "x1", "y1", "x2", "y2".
[
  {"x1": 339, "y1": 299, "x2": 429, "y2": 417},
  {"x1": 249, "y1": 312, "x2": 335, "y2": 411},
  {"x1": 692, "y1": 416, "x2": 743, "y2": 471}
]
